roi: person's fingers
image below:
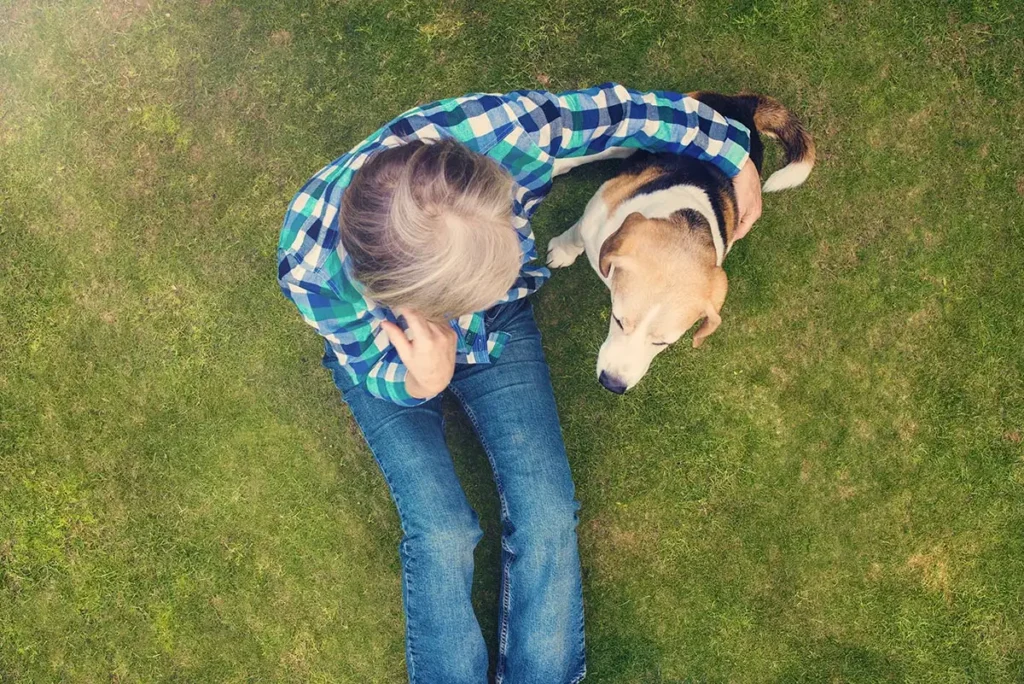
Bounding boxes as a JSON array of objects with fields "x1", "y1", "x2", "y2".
[
  {"x1": 395, "y1": 308, "x2": 434, "y2": 341},
  {"x1": 380, "y1": 320, "x2": 414, "y2": 363},
  {"x1": 419, "y1": 317, "x2": 458, "y2": 344},
  {"x1": 419, "y1": 318, "x2": 444, "y2": 339},
  {"x1": 734, "y1": 220, "x2": 750, "y2": 242},
  {"x1": 434, "y1": 320, "x2": 458, "y2": 342},
  {"x1": 734, "y1": 197, "x2": 762, "y2": 242},
  {"x1": 736, "y1": 209, "x2": 756, "y2": 240}
]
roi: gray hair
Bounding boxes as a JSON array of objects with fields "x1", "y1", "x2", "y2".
[{"x1": 338, "y1": 139, "x2": 521, "y2": 321}]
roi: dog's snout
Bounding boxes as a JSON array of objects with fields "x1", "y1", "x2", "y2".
[{"x1": 599, "y1": 371, "x2": 627, "y2": 394}]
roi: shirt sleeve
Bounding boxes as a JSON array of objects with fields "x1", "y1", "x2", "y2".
[
  {"x1": 513, "y1": 82, "x2": 752, "y2": 178},
  {"x1": 364, "y1": 346, "x2": 421, "y2": 405},
  {"x1": 277, "y1": 238, "x2": 428, "y2": 408}
]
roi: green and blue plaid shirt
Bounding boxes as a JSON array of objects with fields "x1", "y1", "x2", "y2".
[{"x1": 278, "y1": 83, "x2": 751, "y2": 405}]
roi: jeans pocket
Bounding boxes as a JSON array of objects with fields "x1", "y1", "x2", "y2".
[
  {"x1": 484, "y1": 303, "x2": 503, "y2": 327},
  {"x1": 485, "y1": 296, "x2": 529, "y2": 328}
]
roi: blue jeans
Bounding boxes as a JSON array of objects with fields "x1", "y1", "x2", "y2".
[{"x1": 329, "y1": 298, "x2": 586, "y2": 684}]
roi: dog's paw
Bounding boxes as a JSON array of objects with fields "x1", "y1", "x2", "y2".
[{"x1": 546, "y1": 234, "x2": 584, "y2": 268}]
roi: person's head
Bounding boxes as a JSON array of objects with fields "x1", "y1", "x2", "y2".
[{"x1": 339, "y1": 139, "x2": 521, "y2": 321}]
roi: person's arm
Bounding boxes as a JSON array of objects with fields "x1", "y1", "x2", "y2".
[
  {"x1": 511, "y1": 82, "x2": 762, "y2": 237},
  {"x1": 277, "y1": 252, "x2": 433, "y2": 405},
  {"x1": 513, "y1": 82, "x2": 752, "y2": 177}
]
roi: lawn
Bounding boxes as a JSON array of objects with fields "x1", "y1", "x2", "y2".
[{"x1": 1, "y1": 0, "x2": 1023, "y2": 681}]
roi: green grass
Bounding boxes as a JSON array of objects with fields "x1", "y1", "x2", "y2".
[{"x1": 2, "y1": 0, "x2": 1023, "y2": 681}]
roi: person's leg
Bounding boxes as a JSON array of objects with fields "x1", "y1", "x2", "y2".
[
  {"x1": 334, "y1": 374, "x2": 488, "y2": 684},
  {"x1": 449, "y1": 298, "x2": 586, "y2": 684}
]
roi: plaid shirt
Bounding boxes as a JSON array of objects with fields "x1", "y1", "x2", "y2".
[{"x1": 278, "y1": 83, "x2": 751, "y2": 405}]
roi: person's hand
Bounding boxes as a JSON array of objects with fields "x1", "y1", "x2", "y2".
[
  {"x1": 380, "y1": 308, "x2": 458, "y2": 399},
  {"x1": 731, "y1": 159, "x2": 763, "y2": 242}
]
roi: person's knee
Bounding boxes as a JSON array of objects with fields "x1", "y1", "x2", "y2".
[
  {"x1": 507, "y1": 496, "x2": 579, "y2": 551},
  {"x1": 405, "y1": 513, "x2": 483, "y2": 558}
]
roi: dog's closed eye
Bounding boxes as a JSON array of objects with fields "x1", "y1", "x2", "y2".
[
  {"x1": 612, "y1": 315, "x2": 624, "y2": 330},
  {"x1": 651, "y1": 341, "x2": 669, "y2": 346}
]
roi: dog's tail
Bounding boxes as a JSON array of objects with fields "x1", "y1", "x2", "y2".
[{"x1": 751, "y1": 95, "x2": 816, "y2": 192}]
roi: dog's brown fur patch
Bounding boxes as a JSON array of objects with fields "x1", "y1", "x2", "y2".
[
  {"x1": 754, "y1": 95, "x2": 816, "y2": 164},
  {"x1": 715, "y1": 185, "x2": 738, "y2": 245},
  {"x1": 752, "y1": 96, "x2": 789, "y2": 137},
  {"x1": 599, "y1": 212, "x2": 647, "y2": 277},
  {"x1": 599, "y1": 167, "x2": 663, "y2": 213}
]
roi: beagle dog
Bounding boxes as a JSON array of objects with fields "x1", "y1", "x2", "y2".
[{"x1": 546, "y1": 92, "x2": 815, "y2": 393}]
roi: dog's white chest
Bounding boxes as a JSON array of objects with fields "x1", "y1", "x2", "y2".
[{"x1": 582, "y1": 184, "x2": 725, "y2": 277}]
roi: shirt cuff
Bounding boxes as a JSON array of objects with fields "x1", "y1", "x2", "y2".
[
  {"x1": 387, "y1": 379, "x2": 424, "y2": 407},
  {"x1": 715, "y1": 118, "x2": 752, "y2": 178},
  {"x1": 366, "y1": 365, "x2": 429, "y2": 406}
]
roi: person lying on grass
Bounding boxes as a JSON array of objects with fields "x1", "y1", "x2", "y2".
[{"x1": 277, "y1": 83, "x2": 762, "y2": 684}]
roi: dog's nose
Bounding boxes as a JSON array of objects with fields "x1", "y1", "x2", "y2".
[{"x1": 599, "y1": 371, "x2": 627, "y2": 394}]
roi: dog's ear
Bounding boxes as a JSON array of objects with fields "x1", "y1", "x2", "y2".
[
  {"x1": 692, "y1": 266, "x2": 729, "y2": 348},
  {"x1": 599, "y1": 212, "x2": 646, "y2": 278}
]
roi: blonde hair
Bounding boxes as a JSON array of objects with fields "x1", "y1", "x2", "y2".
[{"x1": 339, "y1": 139, "x2": 521, "y2": 321}]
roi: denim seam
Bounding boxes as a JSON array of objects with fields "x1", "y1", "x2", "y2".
[
  {"x1": 569, "y1": 589, "x2": 586, "y2": 683},
  {"x1": 448, "y1": 384, "x2": 514, "y2": 683}
]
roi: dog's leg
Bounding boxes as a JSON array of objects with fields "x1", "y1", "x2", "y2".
[
  {"x1": 548, "y1": 182, "x2": 611, "y2": 269},
  {"x1": 546, "y1": 220, "x2": 586, "y2": 268}
]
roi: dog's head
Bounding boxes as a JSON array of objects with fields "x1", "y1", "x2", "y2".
[{"x1": 595, "y1": 211, "x2": 728, "y2": 394}]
